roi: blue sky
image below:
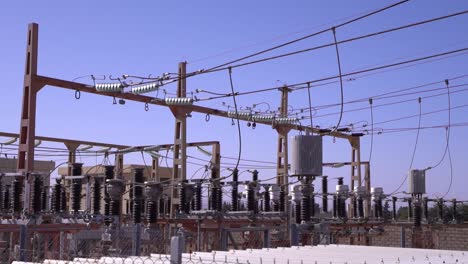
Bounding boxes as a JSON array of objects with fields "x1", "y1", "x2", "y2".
[{"x1": 0, "y1": 1, "x2": 467, "y2": 200}]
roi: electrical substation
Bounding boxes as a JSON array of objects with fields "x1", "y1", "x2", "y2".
[{"x1": 0, "y1": 2, "x2": 467, "y2": 263}]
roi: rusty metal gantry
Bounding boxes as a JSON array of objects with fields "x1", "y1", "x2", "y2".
[{"x1": 14, "y1": 23, "x2": 369, "y2": 216}]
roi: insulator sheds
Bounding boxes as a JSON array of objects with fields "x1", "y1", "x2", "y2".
[
  {"x1": 322, "y1": 176, "x2": 328, "y2": 213},
  {"x1": 413, "y1": 201, "x2": 422, "y2": 227},
  {"x1": 179, "y1": 183, "x2": 187, "y2": 214},
  {"x1": 131, "y1": 83, "x2": 159, "y2": 94},
  {"x1": 295, "y1": 201, "x2": 301, "y2": 224},
  {"x1": 301, "y1": 194, "x2": 311, "y2": 222},
  {"x1": 71, "y1": 179, "x2": 82, "y2": 214},
  {"x1": 227, "y1": 111, "x2": 252, "y2": 120},
  {"x1": 132, "y1": 168, "x2": 145, "y2": 220},
  {"x1": 423, "y1": 197, "x2": 429, "y2": 221},
  {"x1": 1, "y1": 185, "x2": 10, "y2": 211},
  {"x1": 216, "y1": 185, "x2": 223, "y2": 212},
  {"x1": 164, "y1": 97, "x2": 194, "y2": 106},
  {"x1": 210, "y1": 185, "x2": 218, "y2": 211},
  {"x1": 60, "y1": 181, "x2": 67, "y2": 212},
  {"x1": 194, "y1": 182, "x2": 203, "y2": 211},
  {"x1": 11, "y1": 178, "x2": 23, "y2": 214},
  {"x1": 41, "y1": 186, "x2": 47, "y2": 211},
  {"x1": 109, "y1": 199, "x2": 120, "y2": 216},
  {"x1": 104, "y1": 166, "x2": 114, "y2": 218},
  {"x1": 33, "y1": 176, "x2": 43, "y2": 214},
  {"x1": 231, "y1": 182, "x2": 238, "y2": 212},
  {"x1": 133, "y1": 199, "x2": 142, "y2": 224},
  {"x1": 279, "y1": 187, "x2": 286, "y2": 212},
  {"x1": 104, "y1": 198, "x2": 111, "y2": 227},
  {"x1": 106, "y1": 179, "x2": 124, "y2": 218},
  {"x1": 263, "y1": 186, "x2": 271, "y2": 212},
  {"x1": 95, "y1": 83, "x2": 124, "y2": 92},
  {"x1": 246, "y1": 184, "x2": 256, "y2": 212},
  {"x1": 93, "y1": 178, "x2": 102, "y2": 215},
  {"x1": 51, "y1": 179, "x2": 61, "y2": 213},
  {"x1": 145, "y1": 181, "x2": 162, "y2": 226},
  {"x1": 146, "y1": 200, "x2": 157, "y2": 224}
]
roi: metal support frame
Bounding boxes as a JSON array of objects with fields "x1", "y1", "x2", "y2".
[
  {"x1": 11, "y1": 23, "x2": 368, "y2": 226},
  {"x1": 17, "y1": 23, "x2": 46, "y2": 213},
  {"x1": 115, "y1": 153, "x2": 124, "y2": 180},
  {"x1": 64, "y1": 143, "x2": 79, "y2": 178},
  {"x1": 211, "y1": 142, "x2": 221, "y2": 180},
  {"x1": 349, "y1": 136, "x2": 364, "y2": 218},
  {"x1": 151, "y1": 156, "x2": 159, "y2": 181},
  {"x1": 275, "y1": 86, "x2": 291, "y2": 187},
  {"x1": 169, "y1": 62, "x2": 191, "y2": 216}
]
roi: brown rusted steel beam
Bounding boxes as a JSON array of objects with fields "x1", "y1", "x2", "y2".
[
  {"x1": 33, "y1": 75, "x2": 351, "y2": 140},
  {"x1": 0, "y1": 131, "x2": 130, "y2": 149}
]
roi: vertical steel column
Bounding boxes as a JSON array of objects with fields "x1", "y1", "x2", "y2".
[
  {"x1": 275, "y1": 86, "x2": 292, "y2": 234},
  {"x1": 348, "y1": 136, "x2": 362, "y2": 218},
  {"x1": 17, "y1": 23, "x2": 46, "y2": 213},
  {"x1": 151, "y1": 156, "x2": 160, "y2": 181},
  {"x1": 169, "y1": 62, "x2": 191, "y2": 216},
  {"x1": 275, "y1": 86, "x2": 291, "y2": 188},
  {"x1": 114, "y1": 153, "x2": 124, "y2": 180},
  {"x1": 211, "y1": 143, "x2": 221, "y2": 181},
  {"x1": 64, "y1": 143, "x2": 80, "y2": 177}
]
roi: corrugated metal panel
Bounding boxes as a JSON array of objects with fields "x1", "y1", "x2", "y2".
[
  {"x1": 291, "y1": 135, "x2": 323, "y2": 176},
  {"x1": 409, "y1": 169, "x2": 426, "y2": 194}
]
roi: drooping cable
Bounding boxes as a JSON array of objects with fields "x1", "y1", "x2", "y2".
[
  {"x1": 361, "y1": 98, "x2": 375, "y2": 187},
  {"x1": 330, "y1": 27, "x2": 345, "y2": 132},
  {"x1": 426, "y1": 80, "x2": 451, "y2": 170},
  {"x1": 441, "y1": 136, "x2": 453, "y2": 199},
  {"x1": 228, "y1": 67, "x2": 242, "y2": 174},
  {"x1": 409, "y1": 97, "x2": 422, "y2": 170},
  {"x1": 387, "y1": 97, "x2": 422, "y2": 196}
]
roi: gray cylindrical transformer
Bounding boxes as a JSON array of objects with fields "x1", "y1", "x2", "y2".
[{"x1": 290, "y1": 135, "x2": 323, "y2": 176}]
